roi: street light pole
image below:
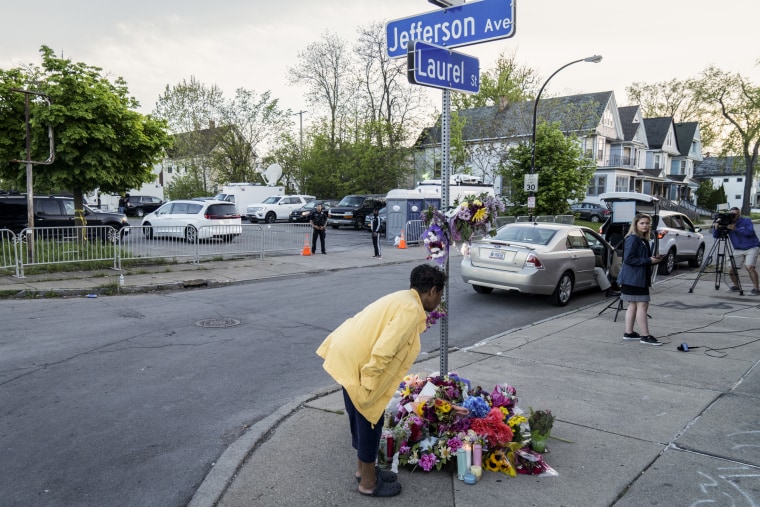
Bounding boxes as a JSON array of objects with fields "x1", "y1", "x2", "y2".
[{"x1": 529, "y1": 55, "x2": 602, "y2": 220}]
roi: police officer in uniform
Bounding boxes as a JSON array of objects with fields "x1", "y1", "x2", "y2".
[{"x1": 310, "y1": 203, "x2": 328, "y2": 255}]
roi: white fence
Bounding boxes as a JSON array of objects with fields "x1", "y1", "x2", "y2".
[{"x1": 0, "y1": 223, "x2": 313, "y2": 278}]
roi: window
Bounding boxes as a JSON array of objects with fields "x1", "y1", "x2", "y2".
[
  {"x1": 596, "y1": 137, "x2": 605, "y2": 161},
  {"x1": 654, "y1": 154, "x2": 661, "y2": 170},
  {"x1": 735, "y1": 195, "x2": 741, "y2": 200},
  {"x1": 615, "y1": 176, "x2": 629, "y2": 192},
  {"x1": 588, "y1": 175, "x2": 606, "y2": 196},
  {"x1": 738, "y1": 178, "x2": 743, "y2": 182}
]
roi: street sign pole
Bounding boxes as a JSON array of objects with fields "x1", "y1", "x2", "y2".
[
  {"x1": 440, "y1": 88, "x2": 451, "y2": 376},
  {"x1": 391, "y1": 0, "x2": 516, "y2": 376}
]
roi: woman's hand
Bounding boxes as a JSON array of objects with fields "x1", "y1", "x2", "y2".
[{"x1": 651, "y1": 255, "x2": 663, "y2": 264}]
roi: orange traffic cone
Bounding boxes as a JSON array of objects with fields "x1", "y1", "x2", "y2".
[
  {"x1": 397, "y1": 229, "x2": 407, "y2": 249},
  {"x1": 301, "y1": 234, "x2": 312, "y2": 256}
]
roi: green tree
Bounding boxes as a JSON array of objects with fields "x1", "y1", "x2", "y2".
[
  {"x1": 452, "y1": 50, "x2": 537, "y2": 110},
  {"x1": 691, "y1": 66, "x2": 760, "y2": 215},
  {"x1": 0, "y1": 46, "x2": 171, "y2": 220},
  {"x1": 502, "y1": 121, "x2": 595, "y2": 215}
]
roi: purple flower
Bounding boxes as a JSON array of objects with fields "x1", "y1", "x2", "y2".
[{"x1": 419, "y1": 452, "x2": 438, "y2": 471}]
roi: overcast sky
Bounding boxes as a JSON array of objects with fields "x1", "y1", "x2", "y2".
[{"x1": 2, "y1": 0, "x2": 758, "y2": 129}]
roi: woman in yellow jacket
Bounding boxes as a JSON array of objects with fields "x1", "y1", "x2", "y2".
[{"x1": 316, "y1": 263, "x2": 445, "y2": 497}]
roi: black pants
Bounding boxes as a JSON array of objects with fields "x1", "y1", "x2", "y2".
[
  {"x1": 372, "y1": 233, "x2": 381, "y2": 257},
  {"x1": 312, "y1": 228, "x2": 326, "y2": 254},
  {"x1": 342, "y1": 388, "x2": 384, "y2": 463}
]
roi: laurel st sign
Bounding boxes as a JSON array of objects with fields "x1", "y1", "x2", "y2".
[
  {"x1": 407, "y1": 41, "x2": 480, "y2": 94},
  {"x1": 385, "y1": 0, "x2": 516, "y2": 59}
]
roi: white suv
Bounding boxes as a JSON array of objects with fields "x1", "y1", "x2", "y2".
[
  {"x1": 245, "y1": 195, "x2": 315, "y2": 223},
  {"x1": 599, "y1": 192, "x2": 705, "y2": 276}
]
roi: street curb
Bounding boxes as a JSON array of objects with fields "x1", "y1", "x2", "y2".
[{"x1": 187, "y1": 385, "x2": 339, "y2": 507}]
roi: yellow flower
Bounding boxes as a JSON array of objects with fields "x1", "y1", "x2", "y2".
[
  {"x1": 473, "y1": 199, "x2": 482, "y2": 206},
  {"x1": 472, "y1": 207, "x2": 488, "y2": 222},
  {"x1": 434, "y1": 398, "x2": 451, "y2": 413},
  {"x1": 508, "y1": 414, "x2": 528, "y2": 428},
  {"x1": 460, "y1": 201, "x2": 469, "y2": 208}
]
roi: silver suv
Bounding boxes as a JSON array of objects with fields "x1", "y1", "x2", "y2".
[{"x1": 599, "y1": 192, "x2": 705, "y2": 276}]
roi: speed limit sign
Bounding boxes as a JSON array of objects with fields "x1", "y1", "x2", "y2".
[{"x1": 524, "y1": 173, "x2": 539, "y2": 192}]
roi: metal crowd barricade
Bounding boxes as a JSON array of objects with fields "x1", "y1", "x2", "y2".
[
  {"x1": 404, "y1": 220, "x2": 425, "y2": 245},
  {"x1": 0, "y1": 229, "x2": 20, "y2": 277}
]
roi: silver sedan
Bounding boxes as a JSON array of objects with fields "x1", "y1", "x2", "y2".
[{"x1": 460, "y1": 223, "x2": 614, "y2": 306}]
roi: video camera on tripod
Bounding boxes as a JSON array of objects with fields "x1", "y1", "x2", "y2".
[{"x1": 712, "y1": 211, "x2": 733, "y2": 232}]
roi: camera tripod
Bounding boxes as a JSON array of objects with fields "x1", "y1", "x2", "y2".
[{"x1": 689, "y1": 232, "x2": 743, "y2": 294}]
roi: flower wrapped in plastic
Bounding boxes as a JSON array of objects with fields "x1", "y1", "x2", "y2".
[
  {"x1": 448, "y1": 193, "x2": 506, "y2": 243},
  {"x1": 420, "y1": 207, "x2": 451, "y2": 265}
]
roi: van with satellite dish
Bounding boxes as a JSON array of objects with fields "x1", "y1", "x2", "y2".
[{"x1": 214, "y1": 183, "x2": 285, "y2": 216}]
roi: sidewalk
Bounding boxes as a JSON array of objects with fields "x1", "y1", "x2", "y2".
[
  {"x1": 2, "y1": 246, "x2": 759, "y2": 506},
  {"x1": 203, "y1": 269, "x2": 760, "y2": 506}
]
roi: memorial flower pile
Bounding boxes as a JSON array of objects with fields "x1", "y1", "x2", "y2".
[{"x1": 384, "y1": 373, "x2": 554, "y2": 476}]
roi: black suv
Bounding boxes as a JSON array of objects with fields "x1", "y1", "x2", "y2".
[
  {"x1": 0, "y1": 195, "x2": 129, "y2": 237},
  {"x1": 328, "y1": 194, "x2": 386, "y2": 230},
  {"x1": 124, "y1": 195, "x2": 164, "y2": 217}
]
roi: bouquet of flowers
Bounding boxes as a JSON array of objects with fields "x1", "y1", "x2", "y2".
[
  {"x1": 425, "y1": 301, "x2": 447, "y2": 329},
  {"x1": 387, "y1": 373, "x2": 549, "y2": 476},
  {"x1": 420, "y1": 206, "x2": 451, "y2": 266},
  {"x1": 448, "y1": 193, "x2": 506, "y2": 243}
]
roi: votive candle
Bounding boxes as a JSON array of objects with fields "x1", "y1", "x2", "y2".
[
  {"x1": 473, "y1": 443, "x2": 482, "y2": 467},
  {"x1": 456, "y1": 448, "x2": 466, "y2": 480},
  {"x1": 464, "y1": 443, "x2": 472, "y2": 472}
]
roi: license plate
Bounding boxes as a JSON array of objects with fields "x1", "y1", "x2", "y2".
[{"x1": 489, "y1": 250, "x2": 506, "y2": 260}]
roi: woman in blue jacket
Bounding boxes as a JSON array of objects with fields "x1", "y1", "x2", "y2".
[{"x1": 617, "y1": 213, "x2": 663, "y2": 345}]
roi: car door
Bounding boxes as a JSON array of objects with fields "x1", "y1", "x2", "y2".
[
  {"x1": 150, "y1": 202, "x2": 174, "y2": 236},
  {"x1": 565, "y1": 229, "x2": 596, "y2": 289},
  {"x1": 35, "y1": 199, "x2": 72, "y2": 230},
  {"x1": 673, "y1": 214, "x2": 700, "y2": 257}
]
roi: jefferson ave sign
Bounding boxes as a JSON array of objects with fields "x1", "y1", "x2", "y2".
[
  {"x1": 386, "y1": 0, "x2": 515, "y2": 58},
  {"x1": 408, "y1": 41, "x2": 480, "y2": 94}
]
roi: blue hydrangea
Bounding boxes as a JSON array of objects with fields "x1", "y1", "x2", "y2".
[{"x1": 462, "y1": 396, "x2": 489, "y2": 418}]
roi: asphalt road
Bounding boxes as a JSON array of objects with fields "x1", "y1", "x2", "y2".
[{"x1": 0, "y1": 225, "x2": 707, "y2": 506}]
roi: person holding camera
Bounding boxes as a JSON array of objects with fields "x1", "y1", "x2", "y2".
[
  {"x1": 617, "y1": 213, "x2": 663, "y2": 346},
  {"x1": 713, "y1": 207, "x2": 760, "y2": 295}
]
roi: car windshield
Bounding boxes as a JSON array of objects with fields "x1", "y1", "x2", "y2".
[
  {"x1": 493, "y1": 225, "x2": 556, "y2": 245},
  {"x1": 301, "y1": 201, "x2": 317, "y2": 210},
  {"x1": 337, "y1": 196, "x2": 363, "y2": 207},
  {"x1": 261, "y1": 196, "x2": 282, "y2": 204}
]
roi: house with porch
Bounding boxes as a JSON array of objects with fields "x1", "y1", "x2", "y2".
[
  {"x1": 694, "y1": 156, "x2": 760, "y2": 211},
  {"x1": 414, "y1": 91, "x2": 704, "y2": 211}
]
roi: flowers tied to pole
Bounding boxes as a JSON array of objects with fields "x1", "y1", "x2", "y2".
[{"x1": 448, "y1": 193, "x2": 506, "y2": 244}]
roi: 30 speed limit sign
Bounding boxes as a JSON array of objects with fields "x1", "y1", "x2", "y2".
[{"x1": 524, "y1": 174, "x2": 539, "y2": 192}]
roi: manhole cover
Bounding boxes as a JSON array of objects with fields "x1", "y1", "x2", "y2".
[{"x1": 195, "y1": 318, "x2": 241, "y2": 328}]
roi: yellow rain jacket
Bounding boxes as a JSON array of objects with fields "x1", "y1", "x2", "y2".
[{"x1": 316, "y1": 289, "x2": 426, "y2": 424}]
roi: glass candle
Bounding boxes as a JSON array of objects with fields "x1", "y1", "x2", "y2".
[
  {"x1": 464, "y1": 443, "x2": 472, "y2": 472},
  {"x1": 473, "y1": 443, "x2": 482, "y2": 467},
  {"x1": 457, "y1": 448, "x2": 466, "y2": 480}
]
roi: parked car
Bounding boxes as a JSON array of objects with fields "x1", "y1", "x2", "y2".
[
  {"x1": 0, "y1": 194, "x2": 129, "y2": 240},
  {"x1": 288, "y1": 200, "x2": 335, "y2": 223},
  {"x1": 598, "y1": 192, "x2": 705, "y2": 275},
  {"x1": 570, "y1": 202, "x2": 611, "y2": 223},
  {"x1": 460, "y1": 222, "x2": 614, "y2": 306},
  {"x1": 328, "y1": 194, "x2": 386, "y2": 230},
  {"x1": 363, "y1": 206, "x2": 387, "y2": 234},
  {"x1": 245, "y1": 195, "x2": 315, "y2": 223},
  {"x1": 141, "y1": 200, "x2": 242, "y2": 243},
  {"x1": 124, "y1": 195, "x2": 164, "y2": 217}
]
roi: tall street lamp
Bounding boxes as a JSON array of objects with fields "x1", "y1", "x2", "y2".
[{"x1": 529, "y1": 55, "x2": 602, "y2": 217}]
